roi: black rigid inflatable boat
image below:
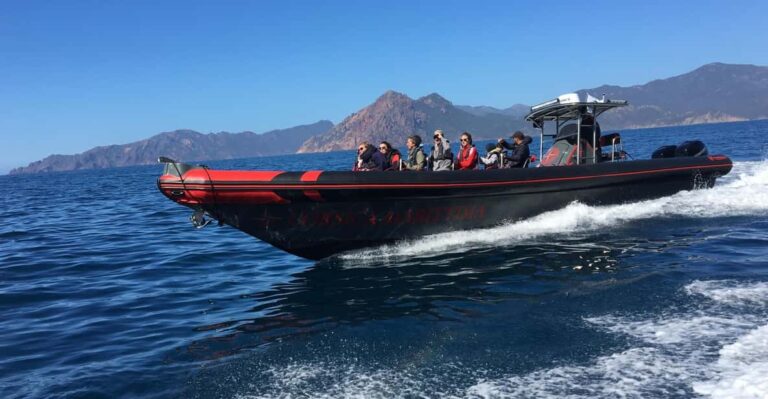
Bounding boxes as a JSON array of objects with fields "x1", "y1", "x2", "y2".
[{"x1": 157, "y1": 93, "x2": 733, "y2": 259}]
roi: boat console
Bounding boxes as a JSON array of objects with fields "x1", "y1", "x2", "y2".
[{"x1": 525, "y1": 92, "x2": 629, "y2": 166}]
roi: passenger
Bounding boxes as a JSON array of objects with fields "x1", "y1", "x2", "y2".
[
  {"x1": 379, "y1": 141, "x2": 402, "y2": 171},
  {"x1": 402, "y1": 135, "x2": 426, "y2": 171},
  {"x1": 429, "y1": 129, "x2": 453, "y2": 171},
  {"x1": 354, "y1": 142, "x2": 385, "y2": 171},
  {"x1": 499, "y1": 131, "x2": 532, "y2": 168},
  {"x1": 480, "y1": 143, "x2": 504, "y2": 169},
  {"x1": 454, "y1": 132, "x2": 478, "y2": 170},
  {"x1": 353, "y1": 143, "x2": 367, "y2": 171}
]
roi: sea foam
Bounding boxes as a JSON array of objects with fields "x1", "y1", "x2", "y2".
[
  {"x1": 235, "y1": 280, "x2": 768, "y2": 399},
  {"x1": 342, "y1": 160, "x2": 768, "y2": 260},
  {"x1": 466, "y1": 279, "x2": 768, "y2": 399}
]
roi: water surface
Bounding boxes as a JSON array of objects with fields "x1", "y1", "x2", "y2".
[{"x1": 1, "y1": 120, "x2": 767, "y2": 398}]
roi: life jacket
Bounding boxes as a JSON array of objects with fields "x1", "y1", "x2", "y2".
[
  {"x1": 482, "y1": 149, "x2": 508, "y2": 169},
  {"x1": 406, "y1": 146, "x2": 426, "y2": 170},
  {"x1": 431, "y1": 139, "x2": 453, "y2": 161},
  {"x1": 386, "y1": 149, "x2": 402, "y2": 170},
  {"x1": 456, "y1": 145, "x2": 477, "y2": 170}
]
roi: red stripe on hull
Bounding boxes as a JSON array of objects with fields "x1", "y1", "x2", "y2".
[
  {"x1": 181, "y1": 169, "x2": 285, "y2": 184},
  {"x1": 159, "y1": 162, "x2": 730, "y2": 191},
  {"x1": 300, "y1": 170, "x2": 323, "y2": 182},
  {"x1": 300, "y1": 171, "x2": 325, "y2": 201}
]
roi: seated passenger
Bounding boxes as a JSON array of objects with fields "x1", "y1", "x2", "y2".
[
  {"x1": 480, "y1": 143, "x2": 507, "y2": 169},
  {"x1": 454, "y1": 132, "x2": 478, "y2": 170},
  {"x1": 354, "y1": 142, "x2": 385, "y2": 171},
  {"x1": 429, "y1": 129, "x2": 453, "y2": 171},
  {"x1": 353, "y1": 143, "x2": 367, "y2": 171},
  {"x1": 378, "y1": 141, "x2": 402, "y2": 171},
  {"x1": 402, "y1": 135, "x2": 426, "y2": 171},
  {"x1": 499, "y1": 131, "x2": 532, "y2": 168}
]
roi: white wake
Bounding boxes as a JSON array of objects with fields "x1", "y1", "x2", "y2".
[
  {"x1": 342, "y1": 161, "x2": 768, "y2": 259},
  {"x1": 468, "y1": 279, "x2": 768, "y2": 399},
  {"x1": 236, "y1": 280, "x2": 768, "y2": 399}
]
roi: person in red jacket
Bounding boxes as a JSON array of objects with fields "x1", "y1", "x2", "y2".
[{"x1": 455, "y1": 132, "x2": 478, "y2": 170}]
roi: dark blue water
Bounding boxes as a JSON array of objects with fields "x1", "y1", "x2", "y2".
[{"x1": 2, "y1": 120, "x2": 768, "y2": 399}]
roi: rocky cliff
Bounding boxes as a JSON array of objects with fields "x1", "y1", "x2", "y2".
[
  {"x1": 297, "y1": 91, "x2": 526, "y2": 153},
  {"x1": 298, "y1": 63, "x2": 768, "y2": 153}
]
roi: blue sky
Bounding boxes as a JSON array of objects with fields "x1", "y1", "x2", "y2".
[{"x1": 2, "y1": 0, "x2": 767, "y2": 172}]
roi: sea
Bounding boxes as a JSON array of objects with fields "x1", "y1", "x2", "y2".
[{"x1": 1, "y1": 120, "x2": 768, "y2": 399}]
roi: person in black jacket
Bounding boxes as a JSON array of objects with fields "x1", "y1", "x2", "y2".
[
  {"x1": 498, "y1": 131, "x2": 532, "y2": 168},
  {"x1": 354, "y1": 142, "x2": 385, "y2": 171},
  {"x1": 379, "y1": 141, "x2": 402, "y2": 171}
]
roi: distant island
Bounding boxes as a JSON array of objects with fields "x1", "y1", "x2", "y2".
[
  {"x1": 10, "y1": 62, "x2": 768, "y2": 174},
  {"x1": 10, "y1": 121, "x2": 333, "y2": 175}
]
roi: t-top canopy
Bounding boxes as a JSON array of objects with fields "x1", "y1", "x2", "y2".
[{"x1": 525, "y1": 92, "x2": 628, "y2": 128}]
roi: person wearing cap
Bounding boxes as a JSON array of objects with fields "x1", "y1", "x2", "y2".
[
  {"x1": 428, "y1": 129, "x2": 453, "y2": 171},
  {"x1": 498, "y1": 131, "x2": 532, "y2": 168},
  {"x1": 454, "y1": 131, "x2": 478, "y2": 170},
  {"x1": 402, "y1": 135, "x2": 426, "y2": 171}
]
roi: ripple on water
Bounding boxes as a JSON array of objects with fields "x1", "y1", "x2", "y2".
[{"x1": 2, "y1": 123, "x2": 768, "y2": 398}]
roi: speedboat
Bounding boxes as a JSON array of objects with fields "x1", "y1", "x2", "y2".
[{"x1": 157, "y1": 93, "x2": 732, "y2": 260}]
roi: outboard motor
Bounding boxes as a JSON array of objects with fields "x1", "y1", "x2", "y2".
[
  {"x1": 675, "y1": 140, "x2": 708, "y2": 157},
  {"x1": 652, "y1": 141, "x2": 709, "y2": 158},
  {"x1": 652, "y1": 145, "x2": 677, "y2": 159}
]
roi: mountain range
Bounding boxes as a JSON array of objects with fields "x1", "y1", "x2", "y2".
[
  {"x1": 10, "y1": 121, "x2": 333, "y2": 175},
  {"x1": 296, "y1": 91, "x2": 528, "y2": 153},
  {"x1": 298, "y1": 63, "x2": 768, "y2": 152},
  {"x1": 10, "y1": 62, "x2": 768, "y2": 174},
  {"x1": 577, "y1": 62, "x2": 768, "y2": 128}
]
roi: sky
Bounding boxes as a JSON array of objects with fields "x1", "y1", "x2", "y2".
[{"x1": 2, "y1": 0, "x2": 767, "y2": 173}]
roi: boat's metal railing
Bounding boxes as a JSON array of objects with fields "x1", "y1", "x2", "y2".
[
  {"x1": 157, "y1": 156, "x2": 216, "y2": 228},
  {"x1": 525, "y1": 94, "x2": 628, "y2": 165}
]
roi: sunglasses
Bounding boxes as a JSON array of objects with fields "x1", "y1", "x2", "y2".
[
  {"x1": 358, "y1": 147, "x2": 365, "y2": 151},
  {"x1": 460, "y1": 138, "x2": 469, "y2": 142},
  {"x1": 379, "y1": 146, "x2": 387, "y2": 150}
]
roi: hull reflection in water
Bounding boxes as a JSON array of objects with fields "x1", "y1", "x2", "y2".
[{"x1": 178, "y1": 240, "x2": 640, "y2": 362}]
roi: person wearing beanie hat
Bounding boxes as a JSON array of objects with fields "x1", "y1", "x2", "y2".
[{"x1": 480, "y1": 142, "x2": 505, "y2": 169}]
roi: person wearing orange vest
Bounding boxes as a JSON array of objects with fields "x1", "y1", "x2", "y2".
[{"x1": 455, "y1": 131, "x2": 478, "y2": 170}]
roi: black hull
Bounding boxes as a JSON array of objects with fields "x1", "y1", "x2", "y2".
[{"x1": 158, "y1": 156, "x2": 732, "y2": 260}]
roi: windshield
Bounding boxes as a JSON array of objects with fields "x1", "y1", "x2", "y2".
[{"x1": 541, "y1": 140, "x2": 572, "y2": 166}]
